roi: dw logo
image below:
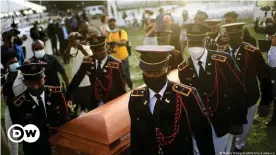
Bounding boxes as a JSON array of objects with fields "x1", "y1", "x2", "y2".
[{"x1": 7, "y1": 124, "x2": 40, "y2": 143}]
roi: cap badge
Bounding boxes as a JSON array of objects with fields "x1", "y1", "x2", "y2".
[
  {"x1": 144, "y1": 100, "x2": 147, "y2": 105},
  {"x1": 165, "y1": 98, "x2": 170, "y2": 104},
  {"x1": 31, "y1": 65, "x2": 36, "y2": 70}
]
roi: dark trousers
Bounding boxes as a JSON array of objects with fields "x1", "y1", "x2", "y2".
[
  {"x1": 72, "y1": 86, "x2": 93, "y2": 113},
  {"x1": 272, "y1": 100, "x2": 276, "y2": 120},
  {"x1": 122, "y1": 58, "x2": 133, "y2": 89},
  {"x1": 50, "y1": 36, "x2": 58, "y2": 55}
]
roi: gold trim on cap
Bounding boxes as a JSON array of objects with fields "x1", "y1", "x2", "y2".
[
  {"x1": 21, "y1": 68, "x2": 45, "y2": 76},
  {"x1": 139, "y1": 57, "x2": 169, "y2": 65}
]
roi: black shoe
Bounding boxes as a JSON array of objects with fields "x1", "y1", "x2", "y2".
[
  {"x1": 265, "y1": 120, "x2": 276, "y2": 126},
  {"x1": 233, "y1": 147, "x2": 242, "y2": 152}
]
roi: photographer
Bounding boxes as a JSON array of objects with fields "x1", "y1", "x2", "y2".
[
  {"x1": 1, "y1": 25, "x2": 27, "y2": 66},
  {"x1": 63, "y1": 20, "x2": 99, "y2": 116},
  {"x1": 106, "y1": 18, "x2": 133, "y2": 90},
  {"x1": 30, "y1": 21, "x2": 47, "y2": 42},
  {"x1": 262, "y1": 35, "x2": 276, "y2": 126},
  {"x1": 254, "y1": 9, "x2": 276, "y2": 36}
]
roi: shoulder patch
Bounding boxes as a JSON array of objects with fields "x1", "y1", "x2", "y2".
[
  {"x1": 178, "y1": 60, "x2": 189, "y2": 72},
  {"x1": 106, "y1": 62, "x2": 119, "y2": 69},
  {"x1": 82, "y1": 56, "x2": 93, "y2": 64},
  {"x1": 45, "y1": 85, "x2": 62, "y2": 93},
  {"x1": 220, "y1": 37, "x2": 229, "y2": 42},
  {"x1": 172, "y1": 83, "x2": 192, "y2": 97},
  {"x1": 131, "y1": 88, "x2": 146, "y2": 97},
  {"x1": 244, "y1": 44, "x2": 258, "y2": 52},
  {"x1": 14, "y1": 94, "x2": 26, "y2": 107},
  {"x1": 217, "y1": 45, "x2": 228, "y2": 51},
  {"x1": 211, "y1": 54, "x2": 226, "y2": 62}
]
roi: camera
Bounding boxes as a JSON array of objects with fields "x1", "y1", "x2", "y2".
[
  {"x1": 72, "y1": 32, "x2": 83, "y2": 40},
  {"x1": 7, "y1": 22, "x2": 20, "y2": 38},
  {"x1": 260, "y1": 5, "x2": 271, "y2": 12}
]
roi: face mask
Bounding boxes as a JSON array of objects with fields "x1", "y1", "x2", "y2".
[
  {"x1": 188, "y1": 47, "x2": 205, "y2": 60},
  {"x1": 143, "y1": 73, "x2": 167, "y2": 93},
  {"x1": 34, "y1": 50, "x2": 45, "y2": 59},
  {"x1": 9, "y1": 62, "x2": 20, "y2": 73},
  {"x1": 28, "y1": 86, "x2": 44, "y2": 97},
  {"x1": 49, "y1": 20, "x2": 53, "y2": 24},
  {"x1": 109, "y1": 28, "x2": 118, "y2": 32}
]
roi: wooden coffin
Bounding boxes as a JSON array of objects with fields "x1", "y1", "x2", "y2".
[{"x1": 50, "y1": 70, "x2": 179, "y2": 155}]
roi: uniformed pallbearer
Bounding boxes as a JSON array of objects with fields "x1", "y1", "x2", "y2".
[
  {"x1": 9, "y1": 63, "x2": 69, "y2": 155},
  {"x1": 129, "y1": 45, "x2": 215, "y2": 155},
  {"x1": 66, "y1": 36, "x2": 126, "y2": 111},
  {"x1": 218, "y1": 22, "x2": 271, "y2": 152},
  {"x1": 178, "y1": 23, "x2": 247, "y2": 154}
]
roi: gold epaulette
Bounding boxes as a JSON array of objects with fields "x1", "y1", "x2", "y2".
[
  {"x1": 172, "y1": 83, "x2": 192, "y2": 97},
  {"x1": 14, "y1": 94, "x2": 26, "y2": 107},
  {"x1": 211, "y1": 54, "x2": 227, "y2": 62},
  {"x1": 46, "y1": 85, "x2": 62, "y2": 93},
  {"x1": 106, "y1": 62, "x2": 119, "y2": 69},
  {"x1": 244, "y1": 44, "x2": 258, "y2": 52},
  {"x1": 131, "y1": 88, "x2": 145, "y2": 97},
  {"x1": 178, "y1": 60, "x2": 189, "y2": 72},
  {"x1": 220, "y1": 37, "x2": 229, "y2": 42},
  {"x1": 217, "y1": 45, "x2": 228, "y2": 51},
  {"x1": 82, "y1": 56, "x2": 93, "y2": 64}
]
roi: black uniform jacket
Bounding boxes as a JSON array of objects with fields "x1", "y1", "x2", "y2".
[
  {"x1": 66, "y1": 55, "x2": 126, "y2": 110},
  {"x1": 217, "y1": 42, "x2": 270, "y2": 107},
  {"x1": 9, "y1": 86, "x2": 68, "y2": 155},
  {"x1": 178, "y1": 50, "x2": 247, "y2": 137},
  {"x1": 129, "y1": 81, "x2": 215, "y2": 155}
]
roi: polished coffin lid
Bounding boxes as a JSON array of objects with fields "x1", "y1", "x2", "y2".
[{"x1": 50, "y1": 69, "x2": 179, "y2": 153}]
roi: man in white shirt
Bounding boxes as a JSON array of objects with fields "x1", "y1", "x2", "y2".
[
  {"x1": 64, "y1": 21, "x2": 100, "y2": 116},
  {"x1": 265, "y1": 35, "x2": 276, "y2": 126}
]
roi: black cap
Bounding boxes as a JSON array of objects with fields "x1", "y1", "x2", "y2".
[
  {"x1": 136, "y1": 45, "x2": 175, "y2": 71},
  {"x1": 17, "y1": 63, "x2": 47, "y2": 81},
  {"x1": 156, "y1": 30, "x2": 172, "y2": 38},
  {"x1": 182, "y1": 23, "x2": 212, "y2": 41},
  {"x1": 1, "y1": 52, "x2": 17, "y2": 66},
  {"x1": 221, "y1": 22, "x2": 245, "y2": 34},
  {"x1": 88, "y1": 36, "x2": 106, "y2": 49},
  {"x1": 205, "y1": 19, "x2": 222, "y2": 28}
]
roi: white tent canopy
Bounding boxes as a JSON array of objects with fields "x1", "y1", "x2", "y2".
[{"x1": 0, "y1": 0, "x2": 46, "y2": 14}]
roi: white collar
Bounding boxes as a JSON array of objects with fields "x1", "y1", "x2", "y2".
[
  {"x1": 95, "y1": 56, "x2": 108, "y2": 67},
  {"x1": 191, "y1": 48, "x2": 208, "y2": 65},
  {"x1": 228, "y1": 45, "x2": 241, "y2": 52},
  {"x1": 29, "y1": 91, "x2": 45, "y2": 106},
  {"x1": 149, "y1": 81, "x2": 168, "y2": 100}
]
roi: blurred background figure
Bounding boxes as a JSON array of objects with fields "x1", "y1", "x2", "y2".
[
  {"x1": 2, "y1": 24, "x2": 27, "y2": 65},
  {"x1": 30, "y1": 21, "x2": 47, "y2": 42},
  {"x1": 100, "y1": 15, "x2": 110, "y2": 36},
  {"x1": 143, "y1": 10, "x2": 157, "y2": 45},
  {"x1": 194, "y1": 10, "x2": 208, "y2": 25},
  {"x1": 156, "y1": 8, "x2": 165, "y2": 31},
  {"x1": 163, "y1": 15, "x2": 181, "y2": 51},
  {"x1": 57, "y1": 21, "x2": 69, "y2": 63},
  {"x1": 107, "y1": 18, "x2": 133, "y2": 90},
  {"x1": 180, "y1": 10, "x2": 193, "y2": 52},
  {"x1": 47, "y1": 18, "x2": 59, "y2": 55}
]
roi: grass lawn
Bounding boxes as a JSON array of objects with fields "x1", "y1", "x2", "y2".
[{"x1": 1, "y1": 18, "x2": 275, "y2": 154}]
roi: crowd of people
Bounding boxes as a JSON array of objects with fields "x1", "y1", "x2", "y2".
[{"x1": 1, "y1": 5, "x2": 276, "y2": 155}]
